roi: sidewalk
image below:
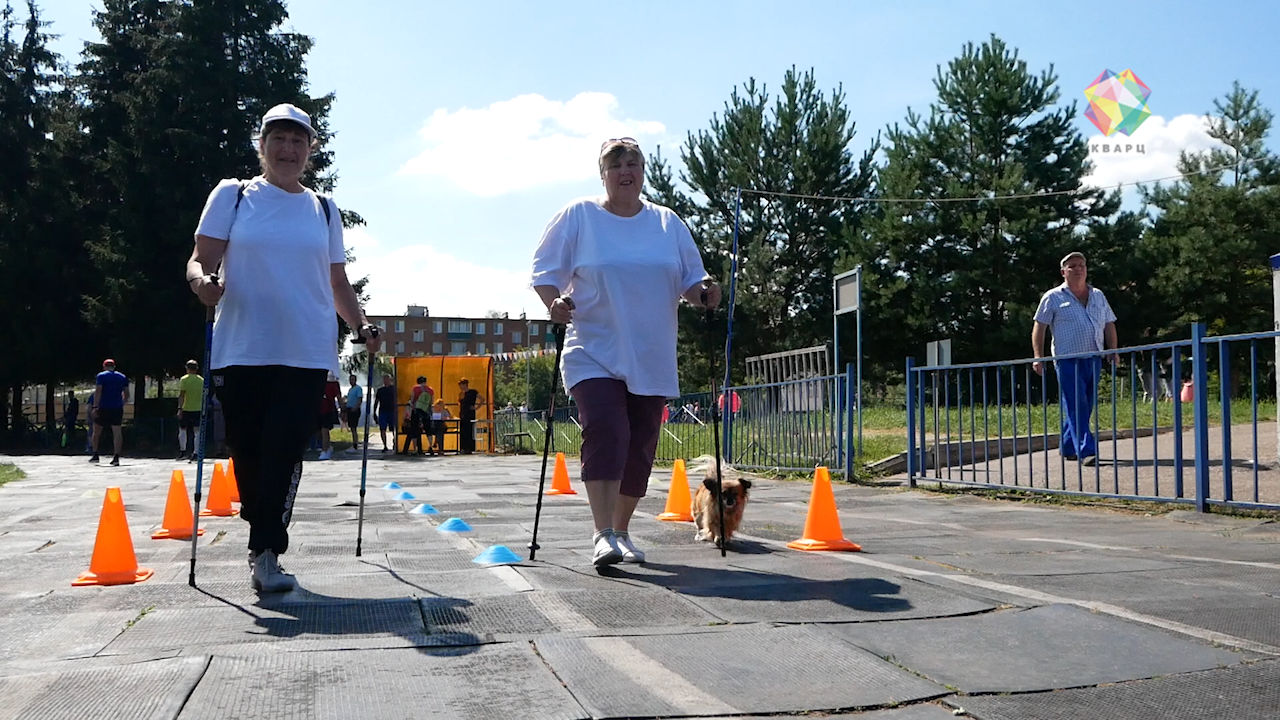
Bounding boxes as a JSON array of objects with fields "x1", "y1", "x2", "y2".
[
  {"x1": 938, "y1": 421, "x2": 1280, "y2": 504},
  {"x1": 1, "y1": 452, "x2": 1278, "y2": 719}
]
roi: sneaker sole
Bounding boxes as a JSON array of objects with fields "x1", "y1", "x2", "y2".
[
  {"x1": 251, "y1": 576, "x2": 298, "y2": 592},
  {"x1": 593, "y1": 552, "x2": 624, "y2": 567}
]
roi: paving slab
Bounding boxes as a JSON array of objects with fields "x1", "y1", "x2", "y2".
[
  {"x1": 100, "y1": 599, "x2": 427, "y2": 656},
  {"x1": 5, "y1": 452, "x2": 1280, "y2": 719},
  {"x1": 1126, "y1": 595, "x2": 1280, "y2": 648},
  {"x1": 421, "y1": 593, "x2": 559, "y2": 640},
  {"x1": 535, "y1": 625, "x2": 946, "y2": 718},
  {"x1": 952, "y1": 659, "x2": 1280, "y2": 720},
  {"x1": 704, "y1": 706, "x2": 961, "y2": 720},
  {"x1": 926, "y1": 549, "x2": 1187, "y2": 576},
  {"x1": 830, "y1": 604, "x2": 1248, "y2": 693},
  {"x1": 0, "y1": 610, "x2": 138, "y2": 664},
  {"x1": 174, "y1": 645, "x2": 586, "y2": 720},
  {"x1": 386, "y1": 551, "x2": 494, "y2": 573},
  {"x1": 0, "y1": 655, "x2": 209, "y2": 720},
  {"x1": 676, "y1": 575, "x2": 996, "y2": 624}
]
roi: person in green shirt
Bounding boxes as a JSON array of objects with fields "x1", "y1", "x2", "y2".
[{"x1": 177, "y1": 359, "x2": 205, "y2": 461}]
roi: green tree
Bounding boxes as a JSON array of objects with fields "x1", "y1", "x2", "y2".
[
  {"x1": 77, "y1": 0, "x2": 356, "y2": 391},
  {"x1": 493, "y1": 352, "x2": 567, "y2": 411},
  {"x1": 0, "y1": 0, "x2": 76, "y2": 437},
  {"x1": 865, "y1": 35, "x2": 1123, "y2": 372},
  {"x1": 1141, "y1": 82, "x2": 1280, "y2": 337},
  {"x1": 342, "y1": 350, "x2": 394, "y2": 379},
  {"x1": 646, "y1": 67, "x2": 877, "y2": 391}
]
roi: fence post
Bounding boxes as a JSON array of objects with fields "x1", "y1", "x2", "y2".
[
  {"x1": 906, "y1": 358, "x2": 917, "y2": 483},
  {"x1": 845, "y1": 363, "x2": 856, "y2": 481},
  {"x1": 1218, "y1": 340, "x2": 1233, "y2": 502},
  {"x1": 722, "y1": 388, "x2": 732, "y2": 464},
  {"x1": 1192, "y1": 322, "x2": 1210, "y2": 512},
  {"x1": 836, "y1": 372, "x2": 846, "y2": 477}
]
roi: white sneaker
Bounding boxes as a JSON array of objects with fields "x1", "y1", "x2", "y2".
[
  {"x1": 318, "y1": 449, "x2": 333, "y2": 461},
  {"x1": 592, "y1": 529, "x2": 623, "y2": 567},
  {"x1": 614, "y1": 531, "x2": 645, "y2": 563},
  {"x1": 251, "y1": 550, "x2": 297, "y2": 593}
]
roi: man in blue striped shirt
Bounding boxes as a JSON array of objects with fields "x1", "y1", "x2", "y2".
[{"x1": 1032, "y1": 252, "x2": 1119, "y2": 465}]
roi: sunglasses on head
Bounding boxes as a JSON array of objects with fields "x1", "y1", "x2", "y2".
[{"x1": 600, "y1": 137, "x2": 639, "y2": 151}]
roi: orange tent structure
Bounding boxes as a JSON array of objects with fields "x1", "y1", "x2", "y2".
[{"x1": 394, "y1": 356, "x2": 496, "y2": 453}]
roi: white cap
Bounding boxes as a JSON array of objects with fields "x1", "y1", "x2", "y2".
[{"x1": 260, "y1": 103, "x2": 316, "y2": 140}]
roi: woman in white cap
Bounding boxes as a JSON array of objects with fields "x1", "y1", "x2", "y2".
[
  {"x1": 185, "y1": 103, "x2": 381, "y2": 593},
  {"x1": 531, "y1": 137, "x2": 720, "y2": 568}
]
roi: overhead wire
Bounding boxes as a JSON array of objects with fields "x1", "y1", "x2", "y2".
[{"x1": 735, "y1": 160, "x2": 1249, "y2": 205}]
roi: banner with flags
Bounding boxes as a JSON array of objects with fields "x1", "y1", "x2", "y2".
[{"x1": 493, "y1": 348, "x2": 559, "y2": 363}]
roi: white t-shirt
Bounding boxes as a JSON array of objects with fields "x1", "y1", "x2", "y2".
[
  {"x1": 195, "y1": 177, "x2": 345, "y2": 374},
  {"x1": 530, "y1": 197, "x2": 709, "y2": 398}
]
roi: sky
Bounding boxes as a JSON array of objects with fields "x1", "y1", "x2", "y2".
[{"x1": 37, "y1": 0, "x2": 1280, "y2": 321}]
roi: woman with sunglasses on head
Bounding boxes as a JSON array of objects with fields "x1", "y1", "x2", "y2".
[
  {"x1": 186, "y1": 103, "x2": 380, "y2": 593},
  {"x1": 530, "y1": 137, "x2": 721, "y2": 568}
]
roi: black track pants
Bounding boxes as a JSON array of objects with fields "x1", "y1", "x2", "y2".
[{"x1": 216, "y1": 365, "x2": 326, "y2": 555}]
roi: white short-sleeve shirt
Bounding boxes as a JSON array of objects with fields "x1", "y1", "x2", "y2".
[
  {"x1": 1034, "y1": 283, "x2": 1117, "y2": 356},
  {"x1": 195, "y1": 177, "x2": 345, "y2": 374},
  {"x1": 531, "y1": 198, "x2": 709, "y2": 398}
]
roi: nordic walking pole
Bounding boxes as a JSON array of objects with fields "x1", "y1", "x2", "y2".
[
  {"x1": 351, "y1": 325, "x2": 380, "y2": 557},
  {"x1": 528, "y1": 307, "x2": 569, "y2": 561},
  {"x1": 189, "y1": 275, "x2": 219, "y2": 587},
  {"x1": 704, "y1": 288, "x2": 727, "y2": 558}
]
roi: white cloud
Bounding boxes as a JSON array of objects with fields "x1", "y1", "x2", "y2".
[
  {"x1": 1083, "y1": 114, "x2": 1228, "y2": 192},
  {"x1": 399, "y1": 92, "x2": 665, "y2": 196},
  {"x1": 346, "y1": 230, "x2": 541, "y2": 321}
]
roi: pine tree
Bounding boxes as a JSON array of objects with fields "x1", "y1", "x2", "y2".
[
  {"x1": 1141, "y1": 82, "x2": 1280, "y2": 337},
  {"x1": 0, "y1": 0, "x2": 70, "y2": 437},
  {"x1": 646, "y1": 67, "x2": 877, "y2": 389},
  {"x1": 866, "y1": 35, "x2": 1122, "y2": 370},
  {"x1": 77, "y1": 0, "x2": 357, "y2": 387}
]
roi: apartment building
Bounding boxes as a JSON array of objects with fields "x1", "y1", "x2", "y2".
[{"x1": 367, "y1": 305, "x2": 555, "y2": 357}]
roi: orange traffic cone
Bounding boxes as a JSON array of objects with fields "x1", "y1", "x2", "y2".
[
  {"x1": 545, "y1": 452, "x2": 577, "y2": 495},
  {"x1": 152, "y1": 470, "x2": 205, "y2": 540},
  {"x1": 657, "y1": 459, "x2": 694, "y2": 522},
  {"x1": 227, "y1": 458, "x2": 240, "y2": 503},
  {"x1": 787, "y1": 467, "x2": 861, "y2": 552},
  {"x1": 73, "y1": 487, "x2": 154, "y2": 586},
  {"x1": 200, "y1": 461, "x2": 239, "y2": 517}
]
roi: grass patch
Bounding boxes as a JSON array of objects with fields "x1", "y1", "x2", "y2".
[
  {"x1": 872, "y1": 399, "x2": 1276, "y2": 434},
  {"x1": 0, "y1": 463, "x2": 25, "y2": 487},
  {"x1": 916, "y1": 484, "x2": 1183, "y2": 515},
  {"x1": 123, "y1": 605, "x2": 155, "y2": 631}
]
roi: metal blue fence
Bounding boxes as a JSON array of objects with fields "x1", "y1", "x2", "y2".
[
  {"x1": 905, "y1": 323, "x2": 1280, "y2": 511},
  {"x1": 493, "y1": 365, "x2": 860, "y2": 475}
]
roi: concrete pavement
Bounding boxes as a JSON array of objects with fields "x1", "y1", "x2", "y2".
[{"x1": 1, "y1": 450, "x2": 1278, "y2": 719}]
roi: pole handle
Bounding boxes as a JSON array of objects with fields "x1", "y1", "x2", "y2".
[
  {"x1": 350, "y1": 324, "x2": 380, "y2": 344},
  {"x1": 203, "y1": 274, "x2": 220, "y2": 322}
]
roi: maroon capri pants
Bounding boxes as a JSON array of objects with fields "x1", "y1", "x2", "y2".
[{"x1": 570, "y1": 378, "x2": 666, "y2": 497}]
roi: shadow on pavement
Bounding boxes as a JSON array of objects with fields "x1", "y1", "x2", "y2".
[
  {"x1": 191, "y1": 574, "x2": 485, "y2": 655},
  {"x1": 600, "y1": 555, "x2": 913, "y2": 615}
]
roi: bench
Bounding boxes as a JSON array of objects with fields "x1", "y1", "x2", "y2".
[{"x1": 501, "y1": 431, "x2": 534, "y2": 453}]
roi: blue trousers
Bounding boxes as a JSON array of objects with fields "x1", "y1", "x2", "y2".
[{"x1": 1056, "y1": 358, "x2": 1102, "y2": 458}]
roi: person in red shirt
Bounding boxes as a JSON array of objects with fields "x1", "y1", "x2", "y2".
[
  {"x1": 401, "y1": 376, "x2": 433, "y2": 455},
  {"x1": 318, "y1": 373, "x2": 341, "y2": 460}
]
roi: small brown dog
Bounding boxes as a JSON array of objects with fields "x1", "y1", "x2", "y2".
[{"x1": 693, "y1": 465, "x2": 751, "y2": 549}]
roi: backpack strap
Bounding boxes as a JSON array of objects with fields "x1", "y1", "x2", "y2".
[{"x1": 235, "y1": 179, "x2": 332, "y2": 226}]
